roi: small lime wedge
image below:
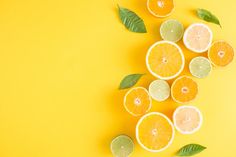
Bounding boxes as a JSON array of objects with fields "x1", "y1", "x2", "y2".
[
  {"x1": 189, "y1": 56, "x2": 212, "y2": 78},
  {"x1": 149, "y1": 80, "x2": 170, "y2": 101},
  {"x1": 160, "y1": 19, "x2": 184, "y2": 42},
  {"x1": 110, "y1": 135, "x2": 134, "y2": 157}
]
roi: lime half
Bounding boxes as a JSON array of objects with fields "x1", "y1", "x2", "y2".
[
  {"x1": 189, "y1": 56, "x2": 212, "y2": 78},
  {"x1": 160, "y1": 19, "x2": 184, "y2": 42},
  {"x1": 149, "y1": 80, "x2": 170, "y2": 101},
  {"x1": 110, "y1": 135, "x2": 134, "y2": 157}
]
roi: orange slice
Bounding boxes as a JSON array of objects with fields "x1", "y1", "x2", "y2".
[
  {"x1": 183, "y1": 23, "x2": 213, "y2": 53},
  {"x1": 208, "y1": 40, "x2": 234, "y2": 67},
  {"x1": 146, "y1": 41, "x2": 185, "y2": 80},
  {"x1": 124, "y1": 87, "x2": 151, "y2": 116},
  {"x1": 147, "y1": 0, "x2": 174, "y2": 18},
  {"x1": 173, "y1": 106, "x2": 203, "y2": 134},
  {"x1": 171, "y1": 76, "x2": 198, "y2": 104},
  {"x1": 136, "y1": 112, "x2": 175, "y2": 152}
]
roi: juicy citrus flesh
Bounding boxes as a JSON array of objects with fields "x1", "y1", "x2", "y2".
[
  {"x1": 160, "y1": 19, "x2": 184, "y2": 42},
  {"x1": 146, "y1": 41, "x2": 184, "y2": 80},
  {"x1": 208, "y1": 41, "x2": 234, "y2": 67},
  {"x1": 110, "y1": 135, "x2": 134, "y2": 157},
  {"x1": 147, "y1": 0, "x2": 174, "y2": 17},
  {"x1": 171, "y1": 76, "x2": 198, "y2": 103},
  {"x1": 173, "y1": 106, "x2": 203, "y2": 134},
  {"x1": 124, "y1": 87, "x2": 151, "y2": 116},
  {"x1": 184, "y1": 23, "x2": 212, "y2": 53},
  {"x1": 136, "y1": 112, "x2": 175, "y2": 152},
  {"x1": 149, "y1": 80, "x2": 170, "y2": 101},
  {"x1": 189, "y1": 56, "x2": 212, "y2": 78}
]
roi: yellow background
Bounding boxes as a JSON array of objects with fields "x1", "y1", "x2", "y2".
[{"x1": 0, "y1": 0, "x2": 235, "y2": 156}]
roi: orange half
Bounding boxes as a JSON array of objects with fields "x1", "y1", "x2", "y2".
[
  {"x1": 136, "y1": 112, "x2": 175, "y2": 152},
  {"x1": 147, "y1": 0, "x2": 174, "y2": 17},
  {"x1": 208, "y1": 40, "x2": 234, "y2": 67},
  {"x1": 124, "y1": 87, "x2": 151, "y2": 116},
  {"x1": 146, "y1": 41, "x2": 185, "y2": 80},
  {"x1": 171, "y1": 76, "x2": 198, "y2": 103}
]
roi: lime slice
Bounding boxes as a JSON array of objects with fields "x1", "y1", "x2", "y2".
[
  {"x1": 149, "y1": 80, "x2": 170, "y2": 101},
  {"x1": 110, "y1": 135, "x2": 134, "y2": 157},
  {"x1": 189, "y1": 56, "x2": 212, "y2": 78},
  {"x1": 160, "y1": 19, "x2": 184, "y2": 42}
]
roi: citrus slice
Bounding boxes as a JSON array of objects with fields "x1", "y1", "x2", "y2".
[
  {"x1": 146, "y1": 41, "x2": 185, "y2": 80},
  {"x1": 189, "y1": 56, "x2": 212, "y2": 78},
  {"x1": 173, "y1": 106, "x2": 203, "y2": 134},
  {"x1": 147, "y1": 0, "x2": 174, "y2": 18},
  {"x1": 208, "y1": 40, "x2": 234, "y2": 67},
  {"x1": 110, "y1": 135, "x2": 134, "y2": 157},
  {"x1": 183, "y1": 23, "x2": 213, "y2": 53},
  {"x1": 160, "y1": 19, "x2": 184, "y2": 42},
  {"x1": 136, "y1": 112, "x2": 175, "y2": 152},
  {"x1": 124, "y1": 87, "x2": 151, "y2": 116},
  {"x1": 171, "y1": 76, "x2": 198, "y2": 104},
  {"x1": 149, "y1": 80, "x2": 170, "y2": 101}
]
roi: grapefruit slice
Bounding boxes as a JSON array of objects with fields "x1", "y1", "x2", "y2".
[
  {"x1": 173, "y1": 106, "x2": 203, "y2": 134},
  {"x1": 171, "y1": 76, "x2": 198, "y2": 104},
  {"x1": 124, "y1": 87, "x2": 151, "y2": 116},
  {"x1": 146, "y1": 41, "x2": 185, "y2": 80},
  {"x1": 147, "y1": 0, "x2": 174, "y2": 18},
  {"x1": 183, "y1": 23, "x2": 213, "y2": 53},
  {"x1": 110, "y1": 135, "x2": 134, "y2": 157},
  {"x1": 208, "y1": 40, "x2": 234, "y2": 67},
  {"x1": 136, "y1": 112, "x2": 175, "y2": 152}
]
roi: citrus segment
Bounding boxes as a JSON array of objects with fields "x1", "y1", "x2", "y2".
[
  {"x1": 147, "y1": 0, "x2": 174, "y2": 18},
  {"x1": 149, "y1": 80, "x2": 170, "y2": 101},
  {"x1": 171, "y1": 76, "x2": 198, "y2": 104},
  {"x1": 189, "y1": 56, "x2": 212, "y2": 78},
  {"x1": 110, "y1": 135, "x2": 134, "y2": 157},
  {"x1": 173, "y1": 106, "x2": 203, "y2": 134},
  {"x1": 136, "y1": 112, "x2": 175, "y2": 152},
  {"x1": 124, "y1": 87, "x2": 151, "y2": 116},
  {"x1": 146, "y1": 41, "x2": 185, "y2": 80},
  {"x1": 208, "y1": 40, "x2": 234, "y2": 67},
  {"x1": 183, "y1": 23, "x2": 213, "y2": 53},
  {"x1": 160, "y1": 19, "x2": 184, "y2": 42}
]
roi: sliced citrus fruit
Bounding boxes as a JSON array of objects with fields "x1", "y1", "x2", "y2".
[
  {"x1": 110, "y1": 135, "x2": 134, "y2": 157},
  {"x1": 171, "y1": 76, "x2": 198, "y2": 104},
  {"x1": 136, "y1": 112, "x2": 175, "y2": 152},
  {"x1": 124, "y1": 87, "x2": 151, "y2": 116},
  {"x1": 189, "y1": 56, "x2": 212, "y2": 78},
  {"x1": 147, "y1": 0, "x2": 174, "y2": 18},
  {"x1": 160, "y1": 19, "x2": 184, "y2": 42},
  {"x1": 183, "y1": 23, "x2": 213, "y2": 53},
  {"x1": 208, "y1": 40, "x2": 234, "y2": 67},
  {"x1": 149, "y1": 80, "x2": 170, "y2": 101},
  {"x1": 173, "y1": 106, "x2": 203, "y2": 134},
  {"x1": 146, "y1": 41, "x2": 185, "y2": 80}
]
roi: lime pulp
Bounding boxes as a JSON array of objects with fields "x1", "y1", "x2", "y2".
[
  {"x1": 160, "y1": 19, "x2": 184, "y2": 42},
  {"x1": 110, "y1": 135, "x2": 134, "y2": 157},
  {"x1": 189, "y1": 56, "x2": 212, "y2": 78},
  {"x1": 149, "y1": 80, "x2": 170, "y2": 101}
]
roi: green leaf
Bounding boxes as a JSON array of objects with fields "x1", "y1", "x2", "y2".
[
  {"x1": 119, "y1": 74, "x2": 144, "y2": 89},
  {"x1": 176, "y1": 144, "x2": 206, "y2": 156},
  {"x1": 118, "y1": 5, "x2": 147, "y2": 33},
  {"x1": 197, "y1": 9, "x2": 221, "y2": 27}
]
